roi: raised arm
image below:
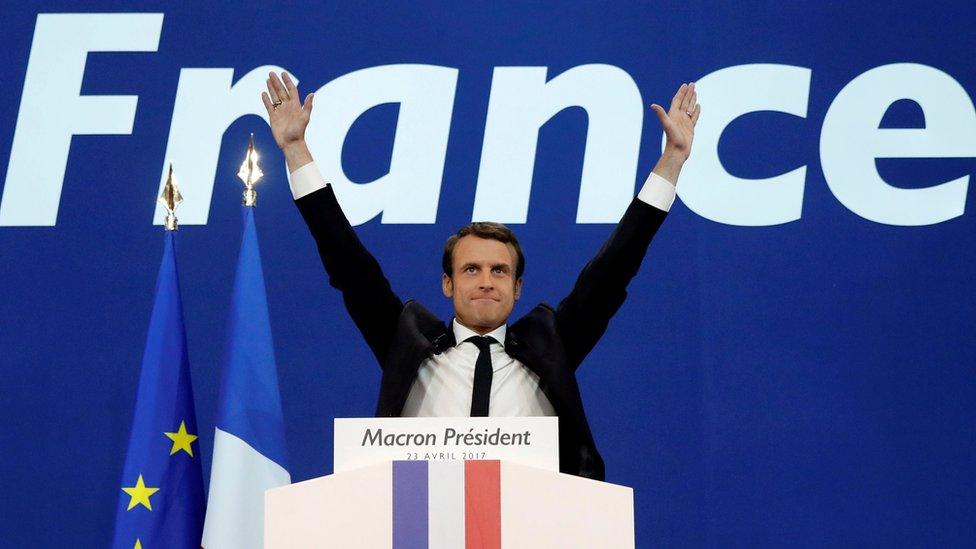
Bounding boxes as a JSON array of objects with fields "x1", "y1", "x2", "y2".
[
  {"x1": 263, "y1": 72, "x2": 404, "y2": 364},
  {"x1": 556, "y1": 83, "x2": 700, "y2": 367}
]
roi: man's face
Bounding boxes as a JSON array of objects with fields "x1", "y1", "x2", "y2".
[{"x1": 442, "y1": 235, "x2": 522, "y2": 334}]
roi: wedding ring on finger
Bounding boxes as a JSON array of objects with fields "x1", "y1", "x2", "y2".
[
  {"x1": 272, "y1": 99, "x2": 283, "y2": 110},
  {"x1": 685, "y1": 110, "x2": 693, "y2": 118}
]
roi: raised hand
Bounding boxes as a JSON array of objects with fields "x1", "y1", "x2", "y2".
[
  {"x1": 262, "y1": 71, "x2": 314, "y2": 170},
  {"x1": 651, "y1": 82, "x2": 700, "y2": 162},
  {"x1": 650, "y1": 82, "x2": 701, "y2": 184}
]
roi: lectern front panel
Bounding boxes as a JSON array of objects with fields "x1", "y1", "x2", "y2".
[{"x1": 265, "y1": 460, "x2": 634, "y2": 548}]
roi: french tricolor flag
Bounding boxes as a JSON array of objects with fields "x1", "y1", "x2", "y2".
[
  {"x1": 202, "y1": 208, "x2": 290, "y2": 548},
  {"x1": 394, "y1": 460, "x2": 502, "y2": 549}
]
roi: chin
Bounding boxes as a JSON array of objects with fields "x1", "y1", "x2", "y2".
[
  {"x1": 465, "y1": 314, "x2": 502, "y2": 330},
  {"x1": 458, "y1": 303, "x2": 511, "y2": 330},
  {"x1": 473, "y1": 314, "x2": 499, "y2": 326}
]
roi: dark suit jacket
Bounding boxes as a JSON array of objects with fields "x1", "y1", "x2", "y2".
[{"x1": 296, "y1": 185, "x2": 667, "y2": 480}]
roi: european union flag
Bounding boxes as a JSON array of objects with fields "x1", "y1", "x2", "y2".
[{"x1": 112, "y1": 232, "x2": 205, "y2": 549}]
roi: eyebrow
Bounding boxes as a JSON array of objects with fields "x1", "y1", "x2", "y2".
[{"x1": 459, "y1": 262, "x2": 512, "y2": 271}]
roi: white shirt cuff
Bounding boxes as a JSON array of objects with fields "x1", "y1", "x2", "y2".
[
  {"x1": 636, "y1": 172, "x2": 676, "y2": 212},
  {"x1": 288, "y1": 161, "x2": 328, "y2": 200}
]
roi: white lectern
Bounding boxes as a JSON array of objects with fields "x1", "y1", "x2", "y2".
[{"x1": 265, "y1": 459, "x2": 634, "y2": 548}]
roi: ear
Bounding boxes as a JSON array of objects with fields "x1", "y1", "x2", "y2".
[
  {"x1": 442, "y1": 273, "x2": 454, "y2": 298},
  {"x1": 514, "y1": 277, "x2": 523, "y2": 300}
]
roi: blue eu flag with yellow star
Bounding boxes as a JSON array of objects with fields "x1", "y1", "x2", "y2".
[{"x1": 112, "y1": 232, "x2": 205, "y2": 549}]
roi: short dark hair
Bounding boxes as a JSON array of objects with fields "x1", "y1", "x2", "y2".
[{"x1": 442, "y1": 222, "x2": 525, "y2": 279}]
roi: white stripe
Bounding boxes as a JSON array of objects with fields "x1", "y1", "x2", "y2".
[
  {"x1": 428, "y1": 460, "x2": 465, "y2": 548},
  {"x1": 202, "y1": 428, "x2": 290, "y2": 549}
]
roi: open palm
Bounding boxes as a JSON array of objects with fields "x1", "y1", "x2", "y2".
[
  {"x1": 651, "y1": 82, "x2": 700, "y2": 162},
  {"x1": 261, "y1": 71, "x2": 314, "y2": 150}
]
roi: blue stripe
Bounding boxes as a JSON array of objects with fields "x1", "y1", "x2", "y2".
[
  {"x1": 393, "y1": 461, "x2": 429, "y2": 549},
  {"x1": 215, "y1": 207, "x2": 289, "y2": 469}
]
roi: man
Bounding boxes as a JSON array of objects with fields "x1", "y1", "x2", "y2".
[{"x1": 262, "y1": 72, "x2": 699, "y2": 480}]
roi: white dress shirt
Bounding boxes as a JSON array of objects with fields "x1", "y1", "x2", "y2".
[
  {"x1": 290, "y1": 162, "x2": 675, "y2": 416},
  {"x1": 401, "y1": 319, "x2": 556, "y2": 416}
]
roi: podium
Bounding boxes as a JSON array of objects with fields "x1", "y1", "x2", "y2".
[{"x1": 265, "y1": 459, "x2": 635, "y2": 548}]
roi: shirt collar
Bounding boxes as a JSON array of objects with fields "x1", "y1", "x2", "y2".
[{"x1": 452, "y1": 318, "x2": 506, "y2": 347}]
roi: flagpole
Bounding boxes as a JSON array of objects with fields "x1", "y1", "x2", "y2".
[
  {"x1": 111, "y1": 165, "x2": 205, "y2": 549},
  {"x1": 202, "y1": 135, "x2": 290, "y2": 549},
  {"x1": 159, "y1": 164, "x2": 183, "y2": 231},
  {"x1": 238, "y1": 133, "x2": 263, "y2": 207}
]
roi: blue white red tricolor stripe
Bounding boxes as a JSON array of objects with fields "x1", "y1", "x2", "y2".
[
  {"x1": 392, "y1": 460, "x2": 501, "y2": 549},
  {"x1": 202, "y1": 207, "x2": 290, "y2": 548}
]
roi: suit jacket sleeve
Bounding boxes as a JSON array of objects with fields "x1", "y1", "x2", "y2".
[
  {"x1": 295, "y1": 185, "x2": 404, "y2": 365},
  {"x1": 555, "y1": 198, "x2": 668, "y2": 368}
]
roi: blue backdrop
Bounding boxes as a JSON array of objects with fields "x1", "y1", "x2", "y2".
[{"x1": 1, "y1": 1, "x2": 974, "y2": 546}]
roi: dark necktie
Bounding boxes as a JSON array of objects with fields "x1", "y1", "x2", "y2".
[{"x1": 466, "y1": 336, "x2": 495, "y2": 416}]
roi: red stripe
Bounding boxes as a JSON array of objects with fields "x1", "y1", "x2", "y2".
[{"x1": 464, "y1": 460, "x2": 501, "y2": 549}]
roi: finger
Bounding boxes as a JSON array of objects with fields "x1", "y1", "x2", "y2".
[
  {"x1": 302, "y1": 92, "x2": 315, "y2": 114},
  {"x1": 270, "y1": 72, "x2": 290, "y2": 101},
  {"x1": 670, "y1": 83, "x2": 688, "y2": 112},
  {"x1": 261, "y1": 91, "x2": 275, "y2": 114},
  {"x1": 282, "y1": 72, "x2": 299, "y2": 100},
  {"x1": 266, "y1": 78, "x2": 280, "y2": 103},
  {"x1": 676, "y1": 82, "x2": 689, "y2": 112},
  {"x1": 691, "y1": 103, "x2": 702, "y2": 126},
  {"x1": 683, "y1": 86, "x2": 697, "y2": 114},
  {"x1": 650, "y1": 103, "x2": 670, "y2": 128},
  {"x1": 274, "y1": 72, "x2": 292, "y2": 100}
]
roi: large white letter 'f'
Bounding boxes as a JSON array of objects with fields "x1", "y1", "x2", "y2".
[{"x1": 0, "y1": 13, "x2": 163, "y2": 227}]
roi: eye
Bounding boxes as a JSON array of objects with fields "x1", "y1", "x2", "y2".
[
  {"x1": 464, "y1": 266, "x2": 477, "y2": 274},
  {"x1": 492, "y1": 267, "x2": 505, "y2": 274}
]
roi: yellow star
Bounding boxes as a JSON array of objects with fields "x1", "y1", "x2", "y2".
[
  {"x1": 122, "y1": 474, "x2": 159, "y2": 511},
  {"x1": 164, "y1": 421, "x2": 198, "y2": 457},
  {"x1": 134, "y1": 540, "x2": 142, "y2": 549}
]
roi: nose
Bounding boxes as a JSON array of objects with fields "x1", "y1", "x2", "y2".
[{"x1": 478, "y1": 270, "x2": 494, "y2": 290}]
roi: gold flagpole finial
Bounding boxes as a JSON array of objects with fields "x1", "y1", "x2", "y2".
[
  {"x1": 237, "y1": 133, "x2": 264, "y2": 207},
  {"x1": 158, "y1": 164, "x2": 183, "y2": 231}
]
